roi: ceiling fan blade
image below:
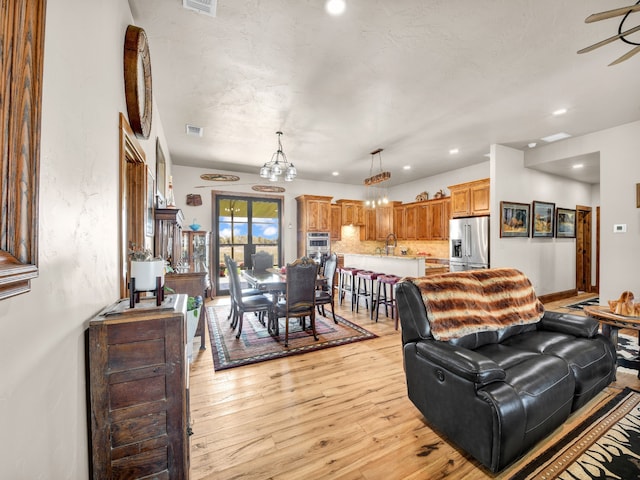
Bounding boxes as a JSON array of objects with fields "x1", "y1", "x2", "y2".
[
  {"x1": 585, "y1": 4, "x2": 640, "y2": 23},
  {"x1": 578, "y1": 24, "x2": 640, "y2": 53},
  {"x1": 608, "y1": 45, "x2": 640, "y2": 65}
]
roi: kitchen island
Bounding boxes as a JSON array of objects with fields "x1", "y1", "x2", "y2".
[{"x1": 342, "y1": 253, "x2": 432, "y2": 277}]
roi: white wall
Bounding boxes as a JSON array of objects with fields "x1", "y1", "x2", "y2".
[
  {"x1": 490, "y1": 145, "x2": 593, "y2": 296},
  {"x1": 522, "y1": 120, "x2": 640, "y2": 303},
  {"x1": 0, "y1": 1, "x2": 171, "y2": 477}
]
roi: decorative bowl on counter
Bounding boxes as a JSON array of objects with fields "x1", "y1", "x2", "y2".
[{"x1": 189, "y1": 223, "x2": 201, "y2": 231}]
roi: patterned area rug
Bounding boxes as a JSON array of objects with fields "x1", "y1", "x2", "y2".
[
  {"x1": 565, "y1": 297, "x2": 600, "y2": 311},
  {"x1": 207, "y1": 304, "x2": 377, "y2": 370},
  {"x1": 510, "y1": 387, "x2": 640, "y2": 479}
]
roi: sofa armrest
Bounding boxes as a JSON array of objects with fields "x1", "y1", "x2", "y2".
[
  {"x1": 414, "y1": 340, "x2": 506, "y2": 385},
  {"x1": 539, "y1": 311, "x2": 599, "y2": 338}
]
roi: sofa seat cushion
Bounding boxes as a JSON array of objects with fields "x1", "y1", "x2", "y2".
[
  {"x1": 475, "y1": 343, "x2": 540, "y2": 371},
  {"x1": 501, "y1": 330, "x2": 575, "y2": 354},
  {"x1": 407, "y1": 268, "x2": 545, "y2": 341},
  {"x1": 480, "y1": 354, "x2": 575, "y2": 455}
]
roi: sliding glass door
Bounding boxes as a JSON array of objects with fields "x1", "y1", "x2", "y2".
[{"x1": 215, "y1": 194, "x2": 282, "y2": 295}]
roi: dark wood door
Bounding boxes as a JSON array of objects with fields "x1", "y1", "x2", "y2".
[{"x1": 576, "y1": 206, "x2": 592, "y2": 292}]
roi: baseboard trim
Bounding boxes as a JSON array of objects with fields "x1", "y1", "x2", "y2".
[{"x1": 539, "y1": 289, "x2": 579, "y2": 304}]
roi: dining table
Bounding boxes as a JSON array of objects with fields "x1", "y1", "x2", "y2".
[{"x1": 241, "y1": 268, "x2": 327, "y2": 335}]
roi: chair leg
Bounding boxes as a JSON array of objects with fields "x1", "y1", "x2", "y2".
[
  {"x1": 284, "y1": 316, "x2": 290, "y2": 347},
  {"x1": 235, "y1": 311, "x2": 244, "y2": 339},
  {"x1": 310, "y1": 311, "x2": 318, "y2": 341},
  {"x1": 330, "y1": 298, "x2": 337, "y2": 323}
]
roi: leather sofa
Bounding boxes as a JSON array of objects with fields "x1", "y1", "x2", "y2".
[{"x1": 396, "y1": 269, "x2": 616, "y2": 472}]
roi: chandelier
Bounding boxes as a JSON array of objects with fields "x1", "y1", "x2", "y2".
[
  {"x1": 364, "y1": 148, "x2": 391, "y2": 208},
  {"x1": 259, "y1": 131, "x2": 297, "y2": 182}
]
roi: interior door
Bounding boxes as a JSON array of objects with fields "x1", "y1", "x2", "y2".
[
  {"x1": 576, "y1": 206, "x2": 592, "y2": 293},
  {"x1": 214, "y1": 194, "x2": 283, "y2": 296}
]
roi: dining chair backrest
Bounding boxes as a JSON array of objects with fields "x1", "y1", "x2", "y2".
[
  {"x1": 225, "y1": 255, "x2": 242, "y2": 305},
  {"x1": 284, "y1": 256, "x2": 319, "y2": 311},
  {"x1": 252, "y1": 251, "x2": 273, "y2": 272},
  {"x1": 323, "y1": 253, "x2": 338, "y2": 290}
]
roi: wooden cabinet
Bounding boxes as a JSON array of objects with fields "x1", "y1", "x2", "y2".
[
  {"x1": 330, "y1": 204, "x2": 342, "y2": 241},
  {"x1": 393, "y1": 205, "x2": 405, "y2": 240},
  {"x1": 361, "y1": 207, "x2": 377, "y2": 241},
  {"x1": 335, "y1": 199, "x2": 365, "y2": 226},
  {"x1": 296, "y1": 195, "x2": 332, "y2": 257},
  {"x1": 425, "y1": 199, "x2": 449, "y2": 240},
  {"x1": 88, "y1": 295, "x2": 190, "y2": 479},
  {"x1": 165, "y1": 270, "x2": 208, "y2": 352},
  {"x1": 393, "y1": 199, "x2": 451, "y2": 241},
  {"x1": 376, "y1": 204, "x2": 395, "y2": 241},
  {"x1": 155, "y1": 208, "x2": 184, "y2": 267},
  {"x1": 449, "y1": 178, "x2": 490, "y2": 218}
]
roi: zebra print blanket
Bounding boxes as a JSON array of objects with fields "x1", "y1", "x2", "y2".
[{"x1": 407, "y1": 268, "x2": 544, "y2": 341}]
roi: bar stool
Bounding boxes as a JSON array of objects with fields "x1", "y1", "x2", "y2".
[
  {"x1": 376, "y1": 274, "x2": 400, "y2": 329},
  {"x1": 337, "y1": 267, "x2": 360, "y2": 310},
  {"x1": 354, "y1": 270, "x2": 381, "y2": 319}
]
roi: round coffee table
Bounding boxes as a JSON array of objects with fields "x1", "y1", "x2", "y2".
[{"x1": 584, "y1": 305, "x2": 640, "y2": 377}]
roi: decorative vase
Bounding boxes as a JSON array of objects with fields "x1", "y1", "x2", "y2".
[{"x1": 130, "y1": 259, "x2": 165, "y2": 291}]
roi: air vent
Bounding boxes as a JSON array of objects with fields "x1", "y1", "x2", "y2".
[
  {"x1": 183, "y1": 0, "x2": 217, "y2": 17},
  {"x1": 186, "y1": 124, "x2": 204, "y2": 137}
]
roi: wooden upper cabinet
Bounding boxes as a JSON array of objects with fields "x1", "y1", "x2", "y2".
[
  {"x1": 448, "y1": 178, "x2": 490, "y2": 218},
  {"x1": 335, "y1": 200, "x2": 365, "y2": 226},
  {"x1": 426, "y1": 199, "x2": 449, "y2": 240},
  {"x1": 377, "y1": 205, "x2": 395, "y2": 241},
  {"x1": 404, "y1": 204, "x2": 418, "y2": 240},
  {"x1": 361, "y1": 207, "x2": 377, "y2": 241},
  {"x1": 297, "y1": 195, "x2": 332, "y2": 232},
  {"x1": 330, "y1": 204, "x2": 342, "y2": 240},
  {"x1": 392, "y1": 205, "x2": 405, "y2": 240}
]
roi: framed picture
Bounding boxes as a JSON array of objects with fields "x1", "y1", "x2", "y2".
[
  {"x1": 531, "y1": 201, "x2": 555, "y2": 238},
  {"x1": 146, "y1": 167, "x2": 155, "y2": 237},
  {"x1": 155, "y1": 138, "x2": 166, "y2": 208},
  {"x1": 500, "y1": 201, "x2": 530, "y2": 237},
  {"x1": 556, "y1": 208, "x2": 576, "y2": 238}
]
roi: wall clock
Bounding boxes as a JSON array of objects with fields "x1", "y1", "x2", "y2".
[{"x1": 124, "y1": 25, "x2": 152, "y2": 139}]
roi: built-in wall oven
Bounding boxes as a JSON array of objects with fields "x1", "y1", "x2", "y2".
[{"x1": 306, "y1": 232, "x2": 330, "y2": 264}]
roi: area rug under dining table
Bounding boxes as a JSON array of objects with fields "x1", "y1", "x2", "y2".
[{"x1": 207, "y1": 303, "x2": 378, "y2": 370}]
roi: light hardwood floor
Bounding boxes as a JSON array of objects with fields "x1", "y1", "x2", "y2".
[{"x1": 188, "y1": 292, "x2": 640, "y2": 479}]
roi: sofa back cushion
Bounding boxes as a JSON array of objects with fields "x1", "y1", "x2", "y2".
[{"x1": 406, "y1": 268, "x2": 545, "y2": 341}]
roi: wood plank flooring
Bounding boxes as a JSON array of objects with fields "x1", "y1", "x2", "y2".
[{"x1": 188, "y1": 292, "x2": 640, "y2": 479}]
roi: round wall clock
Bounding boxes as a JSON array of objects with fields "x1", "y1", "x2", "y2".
[{"x1": 124, "y1": 25, "x2": 152, "y2": 139}]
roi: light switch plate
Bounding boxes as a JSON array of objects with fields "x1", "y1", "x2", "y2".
[{"x1": 613, "y1": 224, "x2": 627, "y2": 233}]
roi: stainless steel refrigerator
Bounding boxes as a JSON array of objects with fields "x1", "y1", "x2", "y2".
[{"x1": 449, "y1": 216, "x2": 490, "y2": 271}]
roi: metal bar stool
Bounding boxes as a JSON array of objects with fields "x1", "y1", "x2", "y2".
[
  {"x1": 375, "y1": 274, "x2": 400, "y2": 329},
  {"x1": 354, "y1": 270, "x2": 381, "y2": 319},
  {"x1": 337, "y1": 267, "x2": 360, "y2": 310}
]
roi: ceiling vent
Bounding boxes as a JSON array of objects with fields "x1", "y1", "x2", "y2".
[
  {"x1": 183, "y1": 0, "x2": 217, "y2": 17},
  {"x1": 186, "y1": 124, "x2": 204, "y2": 137}
]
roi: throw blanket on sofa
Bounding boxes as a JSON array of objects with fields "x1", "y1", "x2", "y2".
[{"x1": 407, "y1": 268, "x2": 545, "y2": 341}]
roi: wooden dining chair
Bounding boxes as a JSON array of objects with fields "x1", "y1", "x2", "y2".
[
  {"x1": 315, "y1": 253, "x2": 338, "y2": 323},
  {"x1": 273, "y1": 256, "x2": 319, "y2": 347}
]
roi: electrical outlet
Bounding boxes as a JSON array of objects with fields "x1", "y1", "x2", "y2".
[{"x1": 613, "y1": 224, "x2": 627, "y2": 233}]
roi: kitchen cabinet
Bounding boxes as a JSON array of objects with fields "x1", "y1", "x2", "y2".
[
  {"x1": 404, "y1": 204, "x2": 418, "y2": 240},
  {"x1": 393, "y1": 198, "x2": 451, "y2": 241},
  {"x1": 426, "y1": 198, "x2": 450, "y2": 240},
  {"x1": 296, "y1": 195, "x2": 332, "y2": 257},
  {"x1": 88, "y1": 294, "x2": 190, "y2": 479},
  {"x1": 361, "y1": 207, "x2": 377, "y2": 241},
  {"x1": 330, "y1": 204, "x2": 342, "y2": 241},
  {"x1": 449, "y1": 178, "x2": 490, "y2": 218},
  {"x1": 335, "y1": 199, "x2": 365, "y2": 226},
  {"x1": 377, "y1": 204, "x2": 396, "y2": 240},
  {"x1": 393, "y1": 205, "x2": 406, "y2": 240}
]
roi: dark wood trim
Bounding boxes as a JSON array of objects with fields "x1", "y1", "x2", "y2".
[
  {"x1": 0, "y1": 0, "x2": 46, "y2": 300},
  {"x1": 538, "y1": 289, "x2": 579, "y2": 304}
]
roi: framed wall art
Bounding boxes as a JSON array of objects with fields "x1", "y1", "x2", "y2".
[
  {"x1": 146, "y1": 167, "x2": 155, "y2": 237},
  {"x1": 500, "y1": 202, "x2": 530, "y2": 237},
  {"x1": 531, "y1": 201, "x2": 555, "y2": 238},
  {"x1": 556, "y1": 208, "x2": 576, "y2": 238}
]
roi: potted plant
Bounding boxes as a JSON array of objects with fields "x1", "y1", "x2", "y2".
[{"x1": 128, "y1": 244, "x2": 165, "y2": 292}]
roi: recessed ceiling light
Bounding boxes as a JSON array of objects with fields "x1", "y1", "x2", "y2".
[
  {"x1": 541, "y1": 132, "x2": 571, "y2": 143},
  {"x1": 572, "y1": 164, "x2": 584, "y2": 169},
  {"x1": 325, "y1": 0, "x2": 346, "y2": 16},
  {"x1": 403, "y1": 165, "x2": 411, "y2": 170},
  {"x1": 332, "y1": 171, "x2": 339, "y2": 176},
  {"x1": 552, "y1": 108, "x2": 568, "y2": 116},
  {"x1": 449, "y1": 148, "x2": 459, "y2": 155},
  {"x1": 528, "y1": 142, "x2": 537, "y2": 148}
]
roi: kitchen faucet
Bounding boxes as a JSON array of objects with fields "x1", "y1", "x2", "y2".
[{"x1": 385, "y1": 233, "x2": 397, "y2": 255}]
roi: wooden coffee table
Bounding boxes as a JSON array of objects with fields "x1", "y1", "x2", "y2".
[{"x1": 584, "y1": 305, "x2": 640, "y2": 377}]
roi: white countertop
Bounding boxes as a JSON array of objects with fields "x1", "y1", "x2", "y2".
[{"x1": 343, "y1": 253, "x2": 427, "y2": 277}]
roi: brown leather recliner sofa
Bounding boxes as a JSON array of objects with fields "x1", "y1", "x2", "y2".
[{"x1": 396, "y1": 268, "x2": 616, "y2": 472}]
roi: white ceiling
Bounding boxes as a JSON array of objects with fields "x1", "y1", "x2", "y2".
[{"x1": 128, "y1": 0, "x2": 640, "y2": 187}]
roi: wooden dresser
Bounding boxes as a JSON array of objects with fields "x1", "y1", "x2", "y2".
[{"x1": 88, "y1": 294, "x2": 190, "y2": 479}]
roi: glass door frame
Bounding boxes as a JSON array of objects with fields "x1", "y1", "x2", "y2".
[{"x1": 212, "y1": 190, "x2": 285, "y2": 296}]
